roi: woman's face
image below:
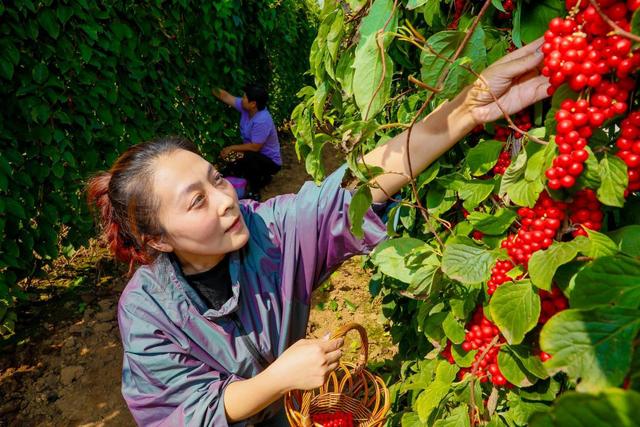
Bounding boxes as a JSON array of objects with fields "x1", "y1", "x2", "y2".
[{"x1": 150, "y1": 149, "x2": 249, "y2": 272}]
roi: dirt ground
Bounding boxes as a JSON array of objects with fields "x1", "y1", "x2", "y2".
[{"x1": 0, "y1": 138, "x2": 396, "y2": 426}]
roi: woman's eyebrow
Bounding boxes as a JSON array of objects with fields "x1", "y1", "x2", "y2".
[{"x1": 179, "y1": 163, "x2": 214, "y2": 201}]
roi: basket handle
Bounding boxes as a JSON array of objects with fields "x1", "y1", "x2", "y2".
[{"x1": 330, "y1": 322, "x2": 368, "y2": 373}]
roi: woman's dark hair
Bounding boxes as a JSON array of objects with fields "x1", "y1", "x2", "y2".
[
  {"x1": 87, "y1": 136, "x2": 200, "y2": 273},
  {"x1": 243, "y1": 84, "x2": 268, "y2": 110}
]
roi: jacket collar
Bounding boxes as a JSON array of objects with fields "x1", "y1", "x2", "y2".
[{"x1": 152, "y1": 251, "x2": 242, "y2": 320}]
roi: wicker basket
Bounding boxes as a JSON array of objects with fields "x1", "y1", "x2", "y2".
[{"x1": 284, "y1": 323, "x2": 390, "y2": 427}]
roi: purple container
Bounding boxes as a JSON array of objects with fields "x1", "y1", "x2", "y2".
[{"x1": 226, "y1": 176, "x2": 248, "y2": 199}]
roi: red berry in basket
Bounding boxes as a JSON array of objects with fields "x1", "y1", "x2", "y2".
[{"x1": 311, "y1": 411, "x2": 354, "y2": 427}]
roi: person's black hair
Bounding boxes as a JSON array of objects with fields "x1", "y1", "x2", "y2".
[{"x1": 243, "y1": 84, "x2": 268, "y2": 110}]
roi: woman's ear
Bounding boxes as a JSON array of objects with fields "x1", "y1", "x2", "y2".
[{"x1": 146, "y1": 235, "x2": 173, "y2": 253}]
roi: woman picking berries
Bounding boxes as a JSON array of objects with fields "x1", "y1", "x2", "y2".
[{"x1": 87, "y1": 40, "x2": 549, "y2": 426}]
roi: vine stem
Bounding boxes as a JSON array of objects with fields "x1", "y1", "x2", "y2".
[
  {"x1": 468, "y1": 335, "x2": 501, "y2": 426},
  {"x1": 588, "y1": 0, "x2": 640, "y2": 43}
]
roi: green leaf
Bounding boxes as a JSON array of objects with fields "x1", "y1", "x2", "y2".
[
  {"x1": 597, "y1": 154, "x2": 628, "y2": 207},
  {"x1": 407, "y1": 254, "x2": 442, "y2": 297},
  {"x1": 504, "y1": 392, "x2": 551, "y2": 426},
  {"x1": 353, "y1": 34, "x2": 394, "y2": 119},
  {"x1": 348, "y1": 185, "x2": 372, "y2": 239},
  {"x1": 346, "y1": 0, "x2": 368, "y2": 13},
  {"x1": 422, "y1": 0, "x2": 442, "y2": 26},
  {"x1": 498, "y1": 349, "x2": 536, "y2": 387},
  {"x1": 442, "y1": 238, "x2": 499, "y2": 284},
  {"x1": 420, "y1": 29, "x2": 487, "y2": 99},
  {"x1": 490, "y1": 0, "x2": 506, "y2": 12},
  {"x1": 80, "y1": 24, "x2": 99, "y2": 40},
  {"x1": 467, "y1": 209, "x2": 517, "y2": 235},
  {"x1": 433, "y1": 405, "x2": 471, "y2": 427},
  {"x1": 406, "y1": 0, "x2": 429, "y2": 9},
  {"x1": 418, "y1": 161, "x2": 441, "y2": 190},
  {"x1": 582, "y1": 228, "x2": 619, "y2": 258},
  {"x1": 452, "y1": 344, "x2": 477, "y2": 368},
  {"x1": 448, "y1": 177, "x2": 495, "y2": 211},
  {"x1": 57, "y1": 6, "x2": 75, "y2": 24},
  {"x1": 0, "y1": 56, "x2": 14, "y2": 80},
  {"x1": 466, "y1": 139, "x2": 504, "y2": 176},
  {"x1": 427, "y1": 185, "x2": 457, "y2": 215},
  {"x1": 111, "y1": 22, "x2": 133, "y2": 39},
  {"x1": 401, "y1": 412, "x2": 422, "y2": 426},
  {"x1": 371, "y1": 237, "x2": 432, "y2": 284},
  {"x1": 571, "y1": 256, "x2": 640, "y2": 309},
  {"x1": 416, "y1": 381, "x2": 451, "y2": 423},
  {"x1": 416, "y1": 361, "x2": 459, "y2": 423},
  {"x1": 313, "y1": 81, "x2": 328, "y2": 120},
  {"x1": 490, "y1": 280, "x2": 540, "y2": 344},
  {"x1": 540, "y1": 307, "x2": 640, "y2": 392},
  {"x1": 5, "y1": 198, "x2": 26, "y2": 219},
  {"x1": 577, "y1": 146, "x2": 601, "y2": 188},
  {"x1": 38, "y1": 9, "x2": 60, "y2": 39},
  {"x1": 608, "y1": 225, "x2": 640, "y2": 256},
  {"x1": 2, "y1": 41, "x2": 19, "y2": 66},
  {"x1": 528, "y1": 239, "x2": 585, "y2": 291},
  {"x1": 508, "y1": 345, "x2": 549, "y2": 380},
  {"x1": 518, "y1": 0, "x2": 564, "y2": 43},
  {"x1": 529, "y1": 389, "x2": 640, "y2": 427},
  {"x1": 335, "y1": 48, "x2": 355, "y2": 96},
  {"x1": 443, "y1": 312, "x2": 465, "y2": 344},
  {"x1": 631, "y1": 8, "x2": 640, "y2": 36},
  {"x1": 461, "y1": 183, "x2": 496, "y2": 212},
  {"x1": 326, "y1": 9, "x2": 344, "y2": 61},
  {"x1": 358, "y1": 0, "x2": 397, "y2": 50},
  {"x1": 32, "y1": 63, "x2": 49, "y2": 84},
  {"x1": 500, "y1": 148, "x2": 544, "y2": 207},
  {"x1": 525, "y1": 141, "x2": 555, "y2": 182}
]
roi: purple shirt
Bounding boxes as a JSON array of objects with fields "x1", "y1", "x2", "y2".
[
  {"x1": 234, "y1": 98, "x2": 282, "y2": 166},
  {"x1": 117, "y1": 165, "x2": 387, "y2": 426}
]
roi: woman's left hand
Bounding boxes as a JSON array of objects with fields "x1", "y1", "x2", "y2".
[{"x1": 463, "y1": 37, "x2": 551, "y2": 126}]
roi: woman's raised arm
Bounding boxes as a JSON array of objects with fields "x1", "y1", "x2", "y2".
[{"x1": 362, "y1": 38, "x2": 550, "y2": 203}]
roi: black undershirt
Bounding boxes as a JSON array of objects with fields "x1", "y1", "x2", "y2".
[{"x1": 170, "y1": 254, "x2": 232, "y2": 310}]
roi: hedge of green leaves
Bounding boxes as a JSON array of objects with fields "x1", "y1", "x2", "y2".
[{"x1": 0, "y1": 0, "x2": 317, "y2": 337}]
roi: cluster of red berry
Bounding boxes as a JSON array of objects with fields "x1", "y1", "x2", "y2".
[
  {"x1": 545, "y1": 81, "x2": 633, "y2": 189},
  {"x1": 541, "y1": 0, "x2": 640, "y2": 190},
  {"x1": 567, "y1": 188, "x2": 603, "y2": 237},
  {"x1": 543, "y1": 20, "x2": 637, "y2": 91},
  {"x1": 492, "y1": 151, "x2": 512, "y2": 175},
  {"x1": 497, "y1": 0, "x2": 515, "y2": 20},
  {"x1": 567, "y1": 0, "x2": 640, "y2": 36},
  {"x1": 502, "y1": 192, "x2": 567, "y2": 266},
  {"x1": 538, "y1": 286, "x2": 568, "y2": 325},
  {"x1": 487, "y1": 260, "x2": 516, "y2": 295},
  {"x1": 450, "y1": 0, "x2": 465, "y2": 29},
  {"x1": 311, "y1": 411, "x2": 354, "y2": 427},
  {"x1": 458, "y1": 308, "x2": 508, "y2": 386},
  {"x1": 494, "y1": 109, "x2": 533, "y2": 142},
  {"x1": 616, "y1": 111, "x2": 640, "y2": 194}
]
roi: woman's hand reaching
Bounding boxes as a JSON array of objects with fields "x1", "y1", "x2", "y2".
[{"x1": 463, "y1": 37, "x2": 551, "y2": 126}]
